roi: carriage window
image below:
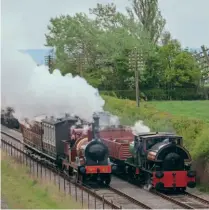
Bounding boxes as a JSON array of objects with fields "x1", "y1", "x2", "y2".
[
  {"x1": 50, "y1": 125, "x2": 53, "y2": 144},
  {"x1": 47, "y1": 125, "x2": 50, "y2": 143},
  {"x1": 52, "y1": 126, "x2": 55, "y2": 145},
  {"x1": 49, "y1": 125, "x2": 52, "y2": 143},
  {"x1": 43, "y1": 124, "x2": 46, "y2": 141},
  {"x1": 46, "y1": 124, "x2": 49, "y2": 143}
]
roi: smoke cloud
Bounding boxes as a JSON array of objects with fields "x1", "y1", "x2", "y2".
[
  {"x1": 1, "y1": 9, "x2": 105, "y2": 123},
  {"x1": 131, "y1": 120, "x2": 151, "y2": 135},
  {"x1": 1, "y1": 54, "x2": 105, "y2": 122},
  {"x1": 97, "y1": 111, "x2": 120, "y2": 128}
]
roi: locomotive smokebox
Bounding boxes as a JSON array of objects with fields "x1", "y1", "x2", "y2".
[{"x1": 85, "y1": 140, "x2": 109, "y2": 164}]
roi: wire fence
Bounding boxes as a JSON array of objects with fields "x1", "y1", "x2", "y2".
[{"x1": 1, "y1": 138, "x2": 120, "y2": 209}]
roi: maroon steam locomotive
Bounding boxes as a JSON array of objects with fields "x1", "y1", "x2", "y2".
[{"x1": 20, "y1": 114, "x2": 112, "y2": 185}]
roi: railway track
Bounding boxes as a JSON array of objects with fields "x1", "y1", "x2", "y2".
[
  {"x1": 152, "y1": 190, "x2": 209, "y2": 209},
  {"x1": 95, "y1": 186, "x2": 151, "y2": 209},
  {"x1": 113, "y1": 171, "x2": 209, "y2": 209},
  {"x1": 1, "y1": 127, "x2": 209, "y2": 209},
  {"x1": 1, "y1": 129, "x2": 151, "y2": 209},
  {"x1": 185, "y1": 191, "x2": 209, "y2": 206},
  {"x1": 108, "y1": 186, "x2": 151, "y2": 209},
  {"x1": 84, "y1": 184, "x2": 151, "y2": 209}
]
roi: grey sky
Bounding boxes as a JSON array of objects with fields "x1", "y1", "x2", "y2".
[{"x1": 1, "y1": 0, "x2": 209, "y2": 49}]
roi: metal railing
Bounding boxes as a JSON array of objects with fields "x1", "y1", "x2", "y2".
[{"x1": 1, "y1": 138, "x2": 121, "y2": 209}]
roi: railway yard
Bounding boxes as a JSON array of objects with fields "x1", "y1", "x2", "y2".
[
  {"x1": 1, "y1": 125, "x2": 209, "y2": 209},
  {"x1": 2, "y1": 0, "x2": 209, "y2": 208}
]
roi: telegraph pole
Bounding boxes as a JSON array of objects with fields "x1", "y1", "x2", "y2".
[
  {"x1": 129, "y1": 47, "x2": 143, "y2": 107},
  {"x1": 77, "y1": 53, "x2": 86, "y2": 77},
  {"x1": 44, "y1": 55, "x2": 53, "y2": 73},
  {"x1": 201, "y1": 45, "x2": 209, "y2": 65},
  {"x1": 194, "y1": 45, "x2": 209, "y2": 84}
]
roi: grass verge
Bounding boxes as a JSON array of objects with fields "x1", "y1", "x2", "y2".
[{"x1": 1, "y1": 150, "x2": 83, "y2": 209}]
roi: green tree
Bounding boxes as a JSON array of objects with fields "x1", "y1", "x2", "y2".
[
  {"x1": 142, "y1": 40, "x2": 201, "y2": 90},
  {"x1": 45, "y1": 13, "x2": 102, "y2": 75},
  {"x1": 89, "y1": 3, "x2": 154, "y2": 57},
  {"x1": 157, "y1": 41, "x2": 200, "y2": 88},
  {"x1": 126, "y1": 0, "x2": 166, "y2": 44},
  {"x1": 160, "y1": 31, "x2": 172, "y2": 46}
]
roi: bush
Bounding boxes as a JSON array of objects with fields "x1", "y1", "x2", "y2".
[
  {"x1": 102, "y1": 95, "x2": 209, "y2": 160},
  {"x1": 192, "y1": 127, "x2": 209, "y2": 160}
]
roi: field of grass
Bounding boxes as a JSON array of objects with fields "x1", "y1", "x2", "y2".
[
  {"x1": 148, "y1": 100, "x2": 209, "y2": 122},
  {"x1": 1, "y1": 151, "x2": 83, "y2": 209}
]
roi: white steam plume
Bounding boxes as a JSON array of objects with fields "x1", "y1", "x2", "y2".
[
  {"x1": 97, "y1": 111, "x2": 120, "y2": 128},
  {"x1": 131, "y1": 120, "x2": 151, "y2": 135},
  {"x1": 1, "y1": 10, "x2": 105, "y2": 123}
]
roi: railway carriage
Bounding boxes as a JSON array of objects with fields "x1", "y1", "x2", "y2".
[{"x1": 21, "y1": 116, "x2": 77, "y2": 166}]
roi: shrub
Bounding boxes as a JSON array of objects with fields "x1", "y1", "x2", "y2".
[{"x1": 102, "y1": 95, "x2": 209, "y2": 160}]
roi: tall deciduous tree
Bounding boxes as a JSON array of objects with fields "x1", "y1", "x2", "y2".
[
  {"x1": 126, "y1": 0, "x2": 166, "y2": 44},
  {"x1": 45, "y1": 13, "x2": 102, "y2": 74},
  {"x1": 161, "y1": 31, "x2": 172, "y2": 46}
]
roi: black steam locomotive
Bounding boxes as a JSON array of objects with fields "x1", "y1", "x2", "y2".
[
  {"x1": 127, "y1": 132, "x2": 196, "y2": 191},
  {"x1": 1, "y1": 107, "x2": 20, "y2": 129}
]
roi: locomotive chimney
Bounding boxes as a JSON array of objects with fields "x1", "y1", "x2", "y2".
[
  {"x1": 93, "y1": 113, "x2": 100, "y2": 140},
  {"x1": 65, "y1": 113, "x2": 70, "y2": 118}
]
